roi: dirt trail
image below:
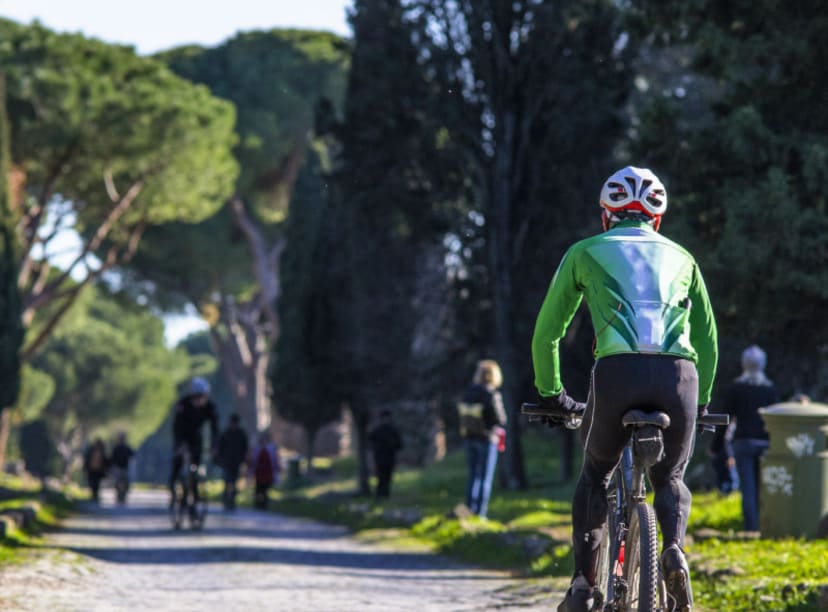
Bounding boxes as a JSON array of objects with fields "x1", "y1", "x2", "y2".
[{"x1": 0, "y1": 489, "x2": 564, "y2": 611}]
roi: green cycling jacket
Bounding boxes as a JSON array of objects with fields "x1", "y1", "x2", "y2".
[{"x1": 532, "y1": 221, "x2": 718, "y2": 404}]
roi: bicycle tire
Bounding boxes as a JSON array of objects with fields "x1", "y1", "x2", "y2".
[
  {"x1": 170, "y1": 479, "x2": 187, "y2": 530},
  {"x1": 623, "y1": 502, "x2": 659, "y2": 612},
  {"x1": 187, "y1": 472, "x2": 207, "y2": 531},
  {"x1": 593, "y1": 518, "x2": 612, "y2": 610}
]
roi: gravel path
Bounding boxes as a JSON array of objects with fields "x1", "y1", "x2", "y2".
[{"x1": 0, "y1": 489, "x2": 564, "y2": 611}]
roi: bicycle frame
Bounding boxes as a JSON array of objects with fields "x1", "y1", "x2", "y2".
[{"x1": 170, "y1": 447, "x2": 207, "y2": 530}]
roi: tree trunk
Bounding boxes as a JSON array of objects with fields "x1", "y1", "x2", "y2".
[
  {"x1": 304, "y1": 426, "x2": 318, "y2": 475},
  {"x1": 0, "y1": 410, "x2": 11, "y2": 473},
  {"x1": 351, "y1": 404, "x2": 371, "y2": 497},
  {"x1": 488, "y1": 111, "x2": 527, "y2": 489},
  {"x1": 210, "y1": 304, "x2": 272, "y2": 437}
]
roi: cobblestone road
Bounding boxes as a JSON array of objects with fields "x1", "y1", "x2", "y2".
[{"x1": 0, "y1": 490, "x2": 565, "y2": 611}]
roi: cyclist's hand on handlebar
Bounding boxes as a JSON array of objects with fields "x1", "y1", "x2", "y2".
[
  {"x1": 538, "y1": 389, "x2": 585, "y2": 427},
  {"x1": 540, "y1": 388, "x2": 585, "y2": 415},
  {"x1": 696, "y1": 403, "x2": 714, "y2": 435}
]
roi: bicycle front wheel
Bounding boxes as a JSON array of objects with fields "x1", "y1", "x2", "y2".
[
  {"x1": 170, "y1": 480, "x2": 187, "y2": 530},
  {"x1": 623, "y1": 502, "x2": 660, "y2": 612}
]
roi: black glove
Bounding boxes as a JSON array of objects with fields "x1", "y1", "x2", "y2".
[{"x1": 538, "y1": 389, "x2": 586, "y2": 428}]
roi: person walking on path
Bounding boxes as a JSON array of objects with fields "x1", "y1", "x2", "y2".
[
  {"x1": 457, "y1": 359, "x2": 507, "y2": 519},
  {"x1": 712, "y1": 344, "x2": 778, "y2": 532},
  {"x1": 83, "y1": 438, "x2": 108, "y2": 503},
  {"x1": 250, "y1": 433, "x2": 280, "y2": 510},
  {"x1": 368, "y1": 410, "x2": 404, "y2": 498},
  {"x1": 217, "y1": 414, "x2": 249, "y2": 510},
  {"x1": 109, "y1": 432, "x2": 134, "y2": 504}
]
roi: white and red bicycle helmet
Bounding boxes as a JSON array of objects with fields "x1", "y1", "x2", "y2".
[{"x1": 599, "y1": 166, "x2": 667, "y2": 231}]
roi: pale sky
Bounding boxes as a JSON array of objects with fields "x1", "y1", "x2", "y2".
[
  {"x1": 1, "y1": 0, "x2": 353, "y2": 345},
  {"x1": 0, "y1": 0, "x2": 353, "y2": 54}
]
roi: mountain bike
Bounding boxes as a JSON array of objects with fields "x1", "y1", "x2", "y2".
[
  {"x1": 170, "y1": 446, "x2": 208, "y2": 531},
  {"x1": 522, "y1": 402, "x2": 728, "y2": 612}
]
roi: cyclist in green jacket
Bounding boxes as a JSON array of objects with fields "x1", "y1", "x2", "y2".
[{"x1": 532, "y1": 166, "x2": 718, "y2": 612}]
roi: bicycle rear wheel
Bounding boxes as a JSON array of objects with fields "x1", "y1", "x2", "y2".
[{"x1": 623, "y1": 502, "x2": 659, "y2": 612}]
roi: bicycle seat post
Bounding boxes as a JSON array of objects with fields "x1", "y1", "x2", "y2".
[{"x1": 623, "y1": 409, "x2": 670, "y2": 503}]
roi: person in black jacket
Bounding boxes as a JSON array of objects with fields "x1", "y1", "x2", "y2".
[
  {"x1": 169, "y1": 377, "x2": 218, "y2": 505},
  {"x1": 83, "y1": 438, "x2": 108, "y2": 503},
  {"x1": 217, "y1": 414, "x2": 249, "y2": 510},
  {"x1": 368, "y1": 410, "x2": 404, "y2": 498},
  {"x1": 109, "y1": 432, "x2": 134, "y2": 504},
  {"x1": 457, "y1": 360, "x2": 507, "y2": 518},
  {"x1": 713, "y1": 345, "x2": 779, "y2": 531}
]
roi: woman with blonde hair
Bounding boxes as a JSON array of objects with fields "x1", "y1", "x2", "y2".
[{"x1": 457, "y1": 359, "x2": 507, "y2": 518}]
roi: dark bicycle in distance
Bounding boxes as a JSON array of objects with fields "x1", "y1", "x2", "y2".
[{"x1": 170, "y1": 445, "x2": 208, "y2": 531}]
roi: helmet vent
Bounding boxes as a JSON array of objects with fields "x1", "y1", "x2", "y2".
[
  {"x1": 638, "y1": 179, "x2": 652, "y2": 198},
  {"x1": 608, "y1": 182, "x2": 628, "y2": 202}
]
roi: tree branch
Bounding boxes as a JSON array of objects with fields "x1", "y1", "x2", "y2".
[
  {"x1": 229, "y1": 197, "x2": 283, "y2": 338},
  {"x1": 23, "y1": 179, "x2": 144, "y2": 314}
]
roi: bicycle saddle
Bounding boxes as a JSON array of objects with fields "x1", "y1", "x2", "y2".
[{"x1": 622, "y1": 409, "x2": 671, "y2": 429}]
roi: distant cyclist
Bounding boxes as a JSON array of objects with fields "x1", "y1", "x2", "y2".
[
  {"x1": 169, "y1": 377, "x2": 219, "y2": 506},
  {"x1": 531, "y1": 167, "x2": 718, "y2": 612}
]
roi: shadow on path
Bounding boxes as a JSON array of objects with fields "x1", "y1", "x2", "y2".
[
  {"x1": 57, "y1": 524, "x2": 344, "y2": 541},
  {"x1": 67, "y1": 545, "x2": 496, "y2": 577}
]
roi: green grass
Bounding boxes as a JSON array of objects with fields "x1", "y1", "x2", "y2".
[
  {"x1": 269, "y1": 432, "x2": 827, "y2": 612},
  {"x1": 0, "y1": 476, "x2": 75, "y2": 564}
]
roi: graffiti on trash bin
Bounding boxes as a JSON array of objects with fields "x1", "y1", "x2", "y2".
[
  {"x1": 762, "y1": 465, "x2": 793, "y2": 496},
  {"x1": 785, "y1": 433, "x2": 815, "y2": 458}
]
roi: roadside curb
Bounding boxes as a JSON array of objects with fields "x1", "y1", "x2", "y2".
[{"x1": 0, "y1": 504, "x2": 39, "y2": 539}]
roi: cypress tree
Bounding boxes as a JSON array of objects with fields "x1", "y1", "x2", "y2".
[{"x1": 0, "y1": 72, "x2": 23, "y2": 412}]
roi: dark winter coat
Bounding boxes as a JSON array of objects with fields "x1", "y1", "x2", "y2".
[
  {"x1": 457, "y1": 383, "x2": 506, "y2": 444},
  {"x1": 368, "y1": 422, "x2": 403, "y2": 465},
  {"x1": 217, "y1": 427, "x2": 249, "y2": 469},
  {"x1": 172, "y1": 395, "x2": 219, "y2": 449}
]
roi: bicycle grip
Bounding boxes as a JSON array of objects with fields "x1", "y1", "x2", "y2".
[
  {"x1": 521, "y1": 402, "x2": 556, "y2": 416},
  {"x1": 521, "y1": 402, "x2": 582, "y2": 430},
  {"x1": 697, "y1": 413, "x2": 730, "y2": 427}
]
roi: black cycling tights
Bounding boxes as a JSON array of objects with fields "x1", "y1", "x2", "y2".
[{"x1": 572, "y1": 354, "x2": 698, "y2": 584}]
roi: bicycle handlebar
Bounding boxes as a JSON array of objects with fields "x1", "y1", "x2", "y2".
[
  {"x1": 697, "y1": 412, "x2": 729, "y2": 426},
  {"x1": 520, "y1": 402, "x2": 583, "y2": 430},
  {"x1": 522, "y1": 402, "x2": 730, "y2": 431}
]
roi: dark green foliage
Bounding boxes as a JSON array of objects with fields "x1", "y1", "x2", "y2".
[
  {"x1": 0, "y1": 73, "x2": 22, "y2": 410},
  {"x1": 630, "y1": 0, "x2": 828, "y2": 394},
  {"x1": 18, "y1": 419, "x2": 55, "y2": 479},
  {"x1": 321, "y1": 0, "x2": 464, "y2": 491},
  {"x1": 271, "y1": 148, "x2": 340, "y2": 448},
  {"x1": 406, "y1": 0, "x2": 634, "y2": 484},
  {"x1": 329, "y1": 0, "x2": 466, "y2": 400}
]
